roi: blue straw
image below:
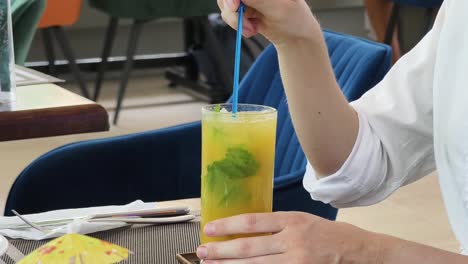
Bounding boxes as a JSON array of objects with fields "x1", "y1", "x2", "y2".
[{"x1": 232, "y1": 2, "x2": 245, "y2": 116}]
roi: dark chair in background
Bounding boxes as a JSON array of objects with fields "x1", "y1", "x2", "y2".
[
  {"x1": 36, "y1": 0, "x2": 89, "y2": 98},
  {"x1": 88, "y1": 0, "x2": 233, "y2": 124},
  {"x1": 5, "y1": 30, "x2": 392, "y2": 220},
  {"x1": 385, "y1": 0, "x2": 444, "y2": 45}
]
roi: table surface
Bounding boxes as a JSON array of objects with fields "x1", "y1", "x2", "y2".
[
  {"x1": 1, "y1": 84, "x2": 93, "y2": 111},
  {"x1": 0, "y1": 84, "x2": 109, "y2": 141},
  {"x1": 158, "y1": 198, "x2": 201, "y2": 211},
  {"x1": 1, "y1": 199, "x2": 203, "y2": 264}
]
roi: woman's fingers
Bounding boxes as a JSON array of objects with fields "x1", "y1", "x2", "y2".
[
  {"x1": 225, "y1": 0, "x2": 280, "y2": 12},
  {"x1": 219, "y1": 0, "x2": 319, "y2": 44},
  {"x1": 221, "y1": 9, "x2": 238, "y2": 29},
  {"x1": 221, "y1": 10, "x2": 258, "y2": 37},
  {"x1": 240, "y1": 0, "x2": 271, "y2": 12},
  {"x1": 201, "y1": 254, "x2": 287, "y2": 264},
  {"x1": 198, "y1": 234, "x2": 287, "y2": 259},
  {"x1": 242, "y1": 17, "x2": 258, "y2": 37},
  {"x1": 244, "y1": 7, "x2": 260, "y2": 19},
  {"x1": 219, "y1": 0, "x2": 262, "y2": 37},
  {"x1": 205, "y1": 213, "x2": 287, "y2": 237}
]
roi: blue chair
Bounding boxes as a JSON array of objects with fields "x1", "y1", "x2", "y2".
[
  {"x1": 4, "y1": 30, "x2": 391, "y2": 219},
  {"x1": 385, "y1": 0, "x2": 444, "y2": 45}
]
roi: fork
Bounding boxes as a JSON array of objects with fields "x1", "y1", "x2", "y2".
[{"x1": 11, "y1": 210, "x2": 53, "y2": 233}]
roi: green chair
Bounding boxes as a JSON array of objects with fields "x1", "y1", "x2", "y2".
[
  {"x1": 88, "y1": 0, "x2": 232, "y2": 124},
  {"x1": 11, "y1": 0, "x2": 46, "y2": 65}
]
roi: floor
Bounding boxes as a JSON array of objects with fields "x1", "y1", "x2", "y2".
[{"x1": 0, "y1": 72, "x2": 459, "y2": 253}]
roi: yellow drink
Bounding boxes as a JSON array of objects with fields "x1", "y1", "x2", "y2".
[{"x1": 201, "y1": 104, "x2": 277, "y2": 244}]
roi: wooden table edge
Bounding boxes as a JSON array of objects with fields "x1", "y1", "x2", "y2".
[{"x1": 0, "y1": 104, "x2": 110, "y2": 141}]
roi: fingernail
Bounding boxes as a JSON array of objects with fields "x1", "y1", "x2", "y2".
[
  {"x1": 204, "y1": 223, "x2": 215, "y2": 235},
  {"x1": 197, "y1": 246, "x2": 208, "y2": 259},
  {"x1": 226, "y1": 0, "x2": 236, "y2": 10}
]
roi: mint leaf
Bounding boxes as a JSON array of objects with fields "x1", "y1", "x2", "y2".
[
  {"x1": 224, "y1": 148, "x2": 259, "y2": 179},
  {"x1": 206, "y1": 147, "x2": 259, "y2": 191},
  {"x1": 209, "y1": 105, "x2": 224, "y2": 140},
  {"x1": 205, "y1": 146, "x2": 259, "y2": 205},
  {"x1": 218, "y1": 184, "x2": 252, "y2": 207}
]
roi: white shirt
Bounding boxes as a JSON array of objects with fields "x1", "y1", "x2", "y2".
[{"x1": 303, "y1": 0, "x2": 468, "y2": 254}]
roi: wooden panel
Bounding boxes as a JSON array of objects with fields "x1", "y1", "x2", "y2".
[
  {"x1": 0, "y1": 104, "x2": 109, "y2": 141},
  {"x1": 0, "y1": 84, "x2": 109, "y2": 141}
]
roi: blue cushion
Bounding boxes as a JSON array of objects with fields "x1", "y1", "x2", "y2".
[
  {"x1": 5, "y1": 31, "x2": 391, "y2": 220},
  {"x1": 392, "y1": 0, "x2": 443, "y2": 8},
  {"x1": 4, "y1": 122, "x2": 203, "y2": 215}
]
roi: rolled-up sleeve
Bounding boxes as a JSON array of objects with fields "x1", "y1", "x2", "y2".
[
  {"x1": 304, "y1": 111, "x2": 390, "y2": 208},
  {"x1": 303, "y1": 2, "x2": 449, "y2": 208}
]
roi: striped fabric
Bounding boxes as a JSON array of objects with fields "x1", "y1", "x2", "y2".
[{"x1": 1, "y1": 222, "x2": 201, "y2": 264}]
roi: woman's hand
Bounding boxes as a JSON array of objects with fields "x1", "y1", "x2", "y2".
[
  {"x1": 196, "y1": 212, "x2": 382, "y2": 263},
  {"x1": 217, "y1": 0, "x2": 321, "y2": 46}
]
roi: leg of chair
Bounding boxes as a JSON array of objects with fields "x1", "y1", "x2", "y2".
[
  {"x1": 384, "y1": 3, "x2": 400, "y2": 45},
  {"x1": 94, "y1": 17, "x2": 119, "y2": 101},
  {"x1": 52, "y1": 26, "x2": 90, "y2": 98},
  {"x1": 113, "y1": 20, "x2": 145, "y2": 125},
  {"x1": 183, "y1": 18, "x2": 199, "y2": 82},
  {"x1": 42, "y1": 28, "x2": 57, "y2": 75}
]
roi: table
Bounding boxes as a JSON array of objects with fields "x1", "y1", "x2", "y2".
[
  {"x1": 158, "y1": 198, "x2": 201, "y2": 211},
  {"x1": 0, "y1": 84, "x2": 109, "y2": 141},
  {"x1": 1, "y1": 199, "x2": 202, "y2": 264}
]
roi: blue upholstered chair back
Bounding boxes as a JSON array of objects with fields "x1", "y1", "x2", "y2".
[
  {"x1": 4, "y1": 31, "x2": 391, "y2": 218},
  {"x1": 236, "y1": 31, "x2": 390, "y2": 183},
  {"x1": 392, "y1": 0, "x2": 443, "y2": 8}
]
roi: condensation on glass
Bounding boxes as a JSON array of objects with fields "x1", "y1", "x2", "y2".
[{"x1": 0, "y1": 0, "x2": 16, "y2": 104}]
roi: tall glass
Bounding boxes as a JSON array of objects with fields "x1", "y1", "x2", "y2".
[
  {"x1": 0, "y1": 0, "x2": 16, "y2": 103},
  {"x1": 201, "y1": 104, "x2": 277, "y2": 243}
]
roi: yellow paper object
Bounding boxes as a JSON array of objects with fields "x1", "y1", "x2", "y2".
[{"x1": 18, "y1": 233, "x2": 130, "y2": 264}]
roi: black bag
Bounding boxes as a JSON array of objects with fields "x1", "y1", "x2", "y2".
[
  {"x1": 188, "y1": 14, "x2": 269, "y2": 100},
  {"x1": 209, "y1": 14, "x2": 268, "y2": 80}
]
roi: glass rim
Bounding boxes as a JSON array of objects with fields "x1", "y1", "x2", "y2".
[{"x1": 202, "y1": 103, "x2": 277, "y2": 115}]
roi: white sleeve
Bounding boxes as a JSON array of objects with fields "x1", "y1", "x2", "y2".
[
  {"x1": 303, "y1": 111, "x2": 389, "y2": 207},
  {"x1": 303, "y1": 2, "x2": 449, "y2": 208}
]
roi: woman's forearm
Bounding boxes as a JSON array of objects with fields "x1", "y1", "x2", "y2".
[
  {"x1": 378, "y1": 233, "x2": 468, "y2": 263},
  {"x1": 275, "y1": 33, "x2": 359, "y2": 177}
]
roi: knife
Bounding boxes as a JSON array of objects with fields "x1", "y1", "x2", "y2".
[{"x1": 0, "y1": 206, "x2": 191, "y2": 230}]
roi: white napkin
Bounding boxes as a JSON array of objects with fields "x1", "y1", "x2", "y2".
[{"x1": 0, "y1": 200, "x2": 156, "y2": 240}]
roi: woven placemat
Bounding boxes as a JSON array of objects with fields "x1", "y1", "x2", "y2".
[{"x1": 1, "y1": 222, "x2": 201, "y2": 264}]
